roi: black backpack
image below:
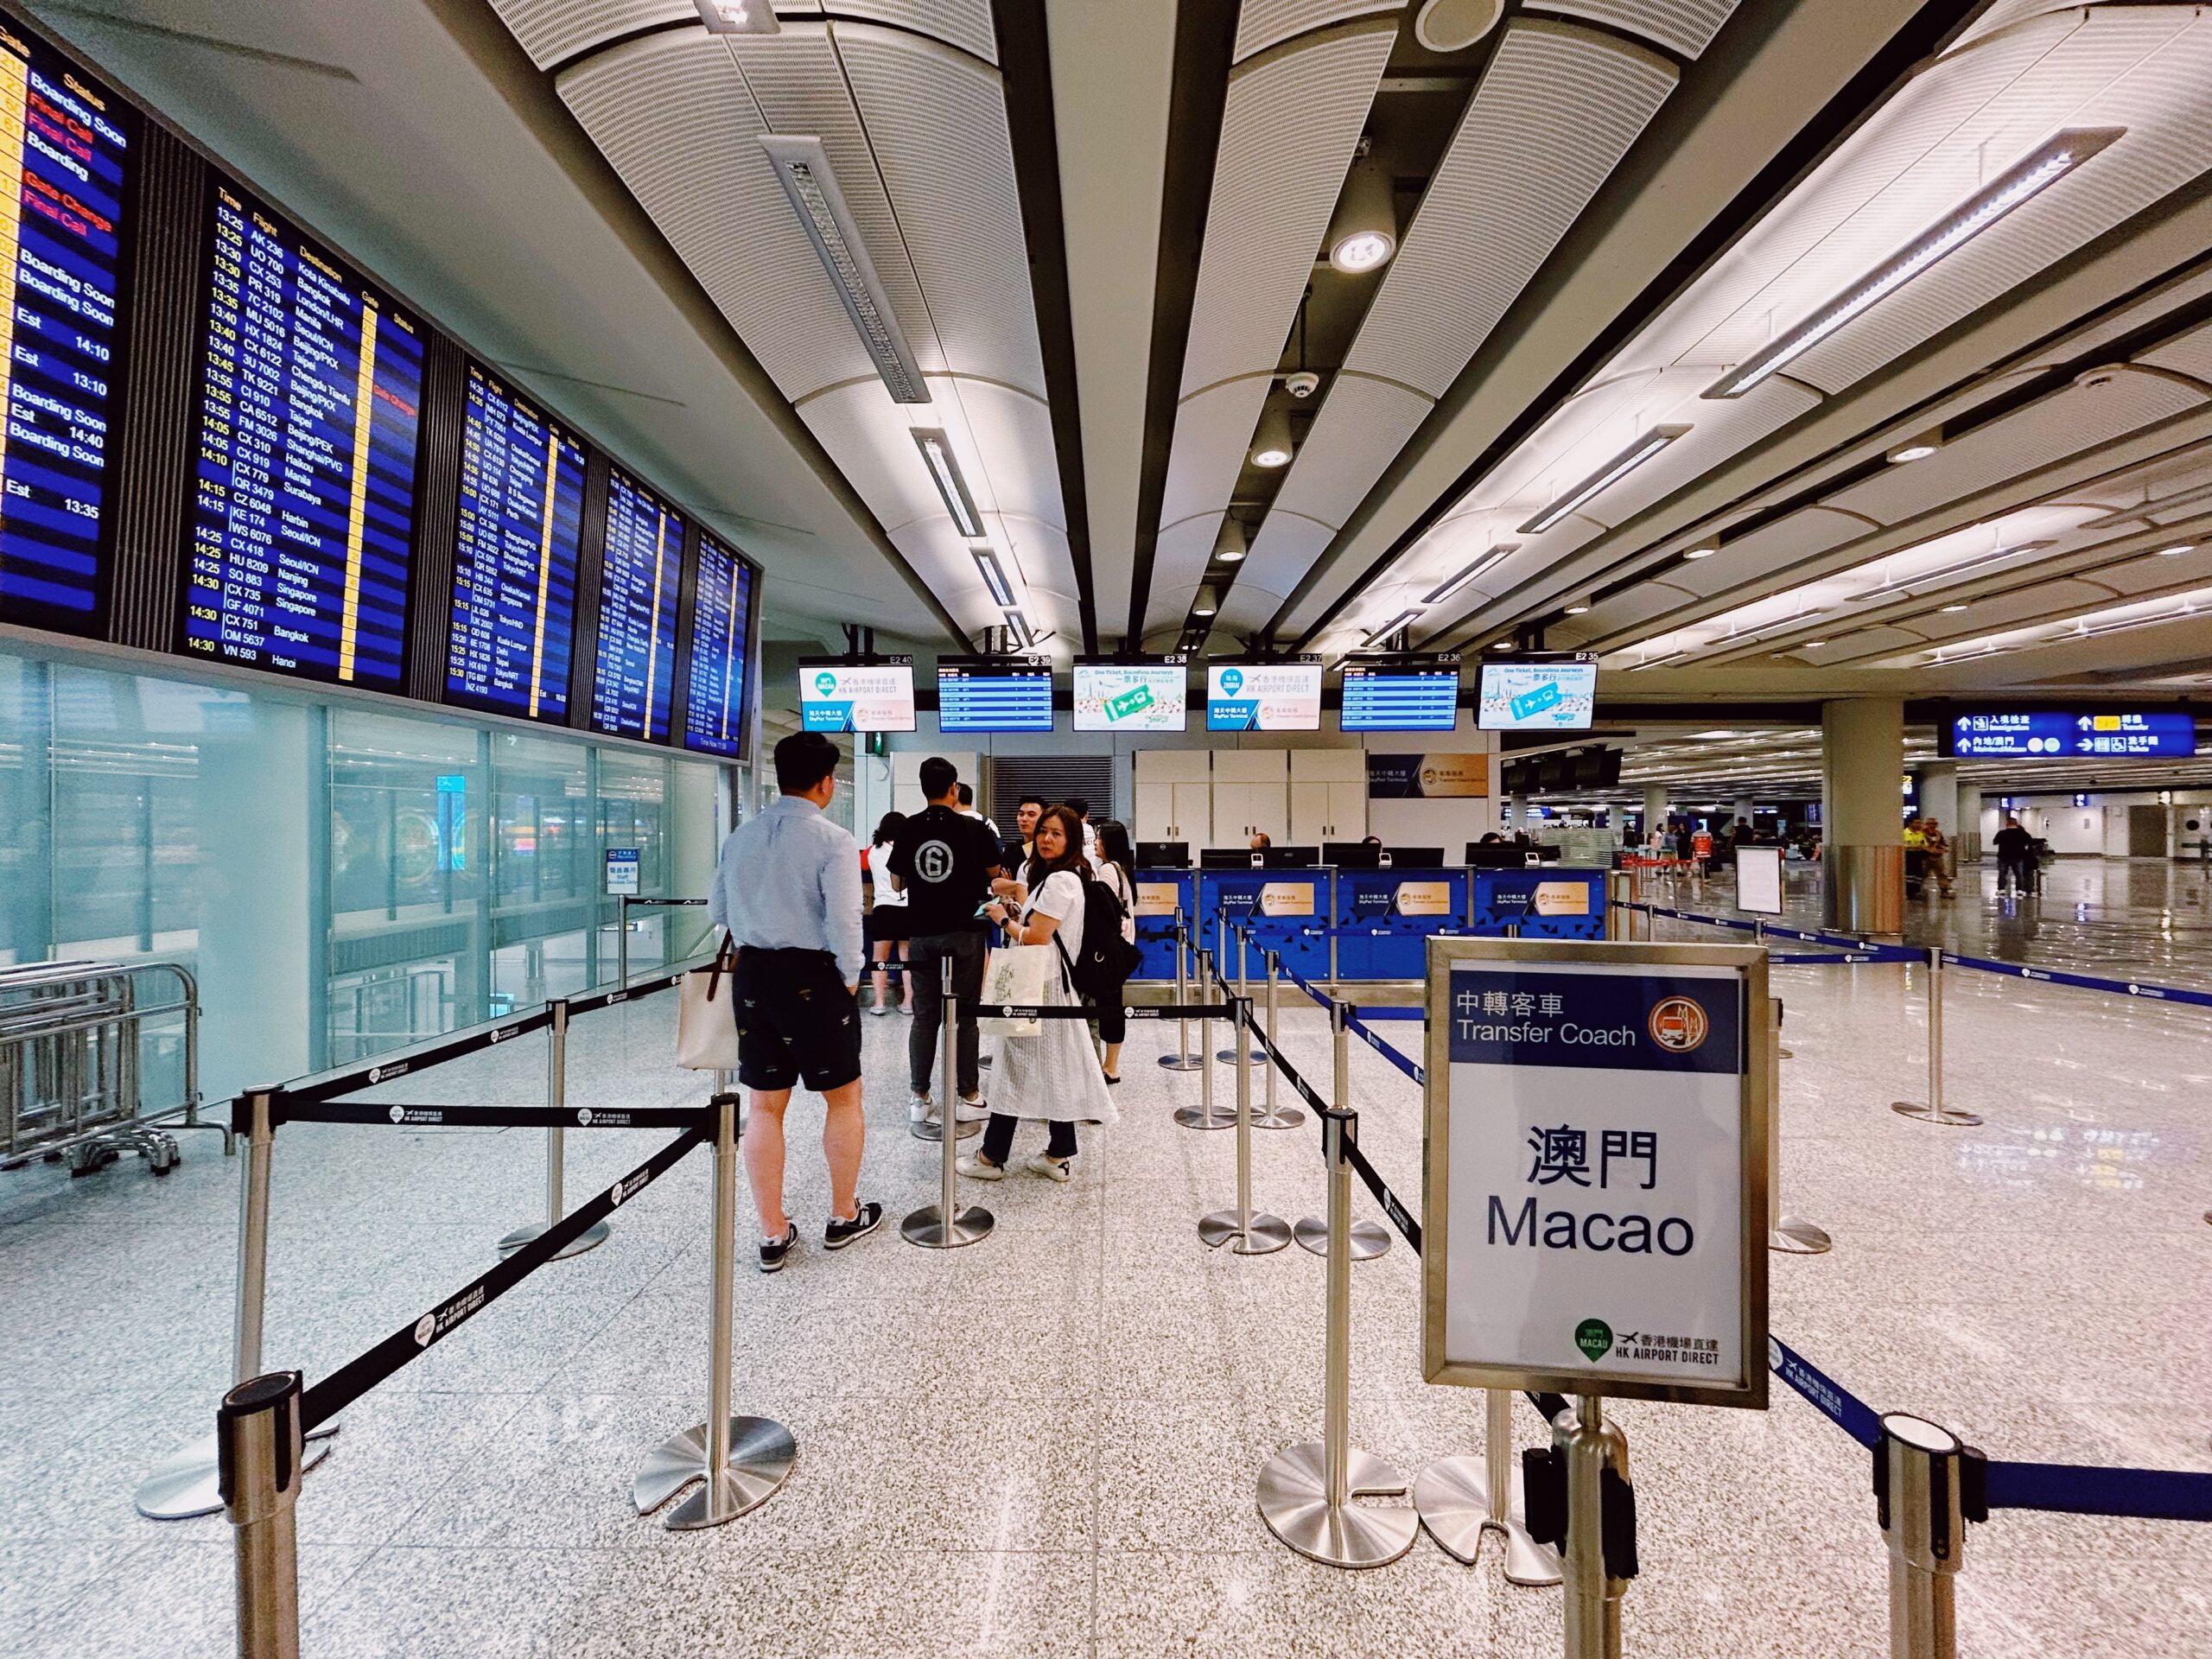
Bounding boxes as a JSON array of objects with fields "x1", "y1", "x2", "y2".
[{"x1": 1058, "y1": 874, "x2": 1143, "y2": 997}]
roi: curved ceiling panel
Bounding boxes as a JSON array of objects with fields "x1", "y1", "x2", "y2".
[
  {"x1": 1158, "y1": 379, "x2": 1272, "y2": 535},
  {"x1": 2136, "y1": 317, "x2": 2212, "y2": 386},
  {"x1": 1233, "y1": 0, "x2": 1406, "y2": 64},
  {"x1": 834, "y1": 0, "x2": 999, "y2": 66},
  {"x1": 1665, "y1": 505, "x2": 1869, "y2": 600},
  {"x1": 942, "y1": 378, "x2": 1064, "y2": 532},
  {"x1": 488, "y1": 0, "x2": 690, "y2": 72},
  {"x1": 1265, "y1": 377, "x2": 1433, "y2": 530},
  {"x1": 798, "y1": 383, "x2": 944, "y2": 531},
  {"x1": 1522, "y1": 0, "x2": 1742, "y2": 61}
]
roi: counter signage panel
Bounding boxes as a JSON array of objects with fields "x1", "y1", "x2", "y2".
[
  {"x1": 683, "y1": 528, "x2": 754, "y2": 760},
  {"x1": 443, "y1": 364, "x2": 585, "y2": 720},
  {"x1": 1207, "y1": 659, "x2": 1322, "y2": 732},
  {"x1": 588, "y1": 467, "x2": 683, "y2": 742},
  {"x1": 182, "y1": 181, "x2": 424, "y2": 688},
  {"x1": 0, "y1": 26, "x2": 132, "y2": 636},
  {"x1": 1073, "y1": 657, "x2": 1186, "y2": 733},
  {"x1": 938, "y1": 656, "x2": 1052, "y2": 733},
  {"x1": 800, "y1": 656, "x2": 915, "y2": 733},
  {"x1": 1476, "y1": 658, "x2": 1596, "y2": 732},
  {"x1": 1942, "y1": 709, "x2": 2196, "y2": 759},
  {"x1": 1341, "y1": 660, "x2": 1461, "y2": 732}
]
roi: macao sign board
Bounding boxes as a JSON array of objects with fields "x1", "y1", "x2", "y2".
[{"x1": 1422, "y1": 938, "x2": 1769, "y2": 1408}]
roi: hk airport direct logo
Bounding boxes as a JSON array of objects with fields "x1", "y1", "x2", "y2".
[
  {"x1": 815, "y1": 671, "x2": 837, "y2": 696},
  {"x1": 1575, "y1": 1319, "x2": 1613, "y2": 1363}
]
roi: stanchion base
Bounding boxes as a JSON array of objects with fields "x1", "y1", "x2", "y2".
[
  {"x1": 900, "y1": 1201, "x2": 995, "y2": 1249},
  {"x1": 909, "y1": 1117, "x2": 983, "y2": 1142},
  {"x1": 1217, "y1": 1048, "x2": 1267, "y2": 1064},
  {"x1": 1889, "y1": 1101, "x2": 1982, "y2": 1127},
  {"x1": 1768, "y1": 1216, "x2": 1833, "y2": 1255},
  {"x1": 1253, "y1": 1106, "x2": 1306, "y2": 1131},
  {"x1": 1157, "y1": 1054, "x2": 1205, "y2": 1072},
  {"x1": 1778, "y1": 1046, "x2": 1795, "y2": 1060},
  {"x1": 634, "y1": 1415, "x2": 797, "y2": 1529},
  {"x1": 1412, "y1": 1454, "x2": 1562, "y2": 1585},
  {"x1": 1292, "y1": 1216, "x2": 1389, "y2": 1260},
  {"x1": 1198, "y1": 1209, "x2": 1291, "y2": 1255},
  {"x1": 495, "y1": 1218, "x2": 610, "y2": 1262},
  {"x1": 1256, "y1": 1440, "x2": 1418, "y2": 1569},
  {"x1": 134, "y1": 1423, "x2": 340, "y2": 1521},
  {"x1": 1173, "y1": 1104, "x2": 1237, "y2": 1130}
]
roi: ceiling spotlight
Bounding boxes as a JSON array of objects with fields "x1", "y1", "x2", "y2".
[
  {"x1": 1888, "y1": 427, "x2": 1942, "y2": 464},
  {"x1": 1682, "y1": 543, "x2": 1718, "y2": 560},
  {"x1": 1802, "y1": 640, "x2": 1827, "y2": 649},
  {"x1": 972, "y1": 545, "x2": 1014, "y2": 607},
  {"x1": 1250, "y1": 406, "x2": 1294, "y2": 469},
  {"x1": 1518, "y1": 426, "x2": 1690, "y2": 535},
  {"x1": 912, "y1": 428, "x2": 984, "y2": 539},
  {"x1": 1362, "y1": 608, "x2": 1423, "y2": 645},
  {"x1": 1422, "y1": 544, "x2": 1515, "y2": 606},
  {"x1": 1564, "y1": 597, "x2": 1592, "y2": 615},
  {"x1": 761, "y1": 136, "x2": 926, "y2": 403},
  {"x1": 1704, "y1": 128, "x2": 2124, "y2": 399},
  {"x1": 1487, "y1": 639, "x2": 1514, "y2": 651},
  {"x1": 1326, "y1": 160, "x2": 1397, "y2": 275},
  {"x1": 694, "y1": 0, "x2": 779, "y2": 32},
  {"x1": 1215, "y1": 518, "x2": 1249, "y2": 564},
  {"x1": 1939, "y1": 602, "x2": 1968, "y2": 613},
  {"x1": 1414, "y1": 0, "x2": 1503, "y2": 51},
  {"x1": 2157, "y1": 543, "x2": 2195, "y2": 556},
  {"x1": 1193, "y1": 584, "x2": 1220, "y2": 618}
]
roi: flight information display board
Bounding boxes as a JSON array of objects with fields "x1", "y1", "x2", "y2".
[
  {"x1": 443, "y1": 364, "x2": 585, "y2": 720},
  {"x1": 182, "y1": 181, "x2": 424, "y2": 687},
  {"x1": 1340, "y1": 660, "x2": 1460, "y2": 732},
  {"x1": 588, "y1": 466, "x2": 683, "y2": 742},
  {"x1": 683, "y1": 528, "x2": 754, "y2": 760},
  {"x1": 0, "y1": 25, "x2": 132, "y2": 636},
  {"x1": 938, "y1": 656, "x2": 1053, "y2": 733},
  {"x1": 1942, "y1": 709, "x2": 2197, "y2": 759}
]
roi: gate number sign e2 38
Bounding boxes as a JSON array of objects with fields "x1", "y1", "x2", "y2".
[{"x1": 1422, "y1": 943, "x2": 1769, "y2": 1408}]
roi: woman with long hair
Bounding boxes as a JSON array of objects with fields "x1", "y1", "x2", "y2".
[
  {"x1": 962, "y1": 804, "x2": 1116, "y2": 1180},
  {"x1": 864, "y1": 810, "x2": 912, "y2": 1014},
  {"x1": 1090, "y1": 818, "x2": 1137, "y2": 1084}
]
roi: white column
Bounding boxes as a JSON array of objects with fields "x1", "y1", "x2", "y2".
[
  {"x1": 1821, "y1": 699, "x2": 1904, "y2": 933},
  {"x1": 1955, "y1": 784, "x2": 1981, "y2": 863},
  {"x1": 1643, "y1": 784, "x2": 1669, "y2": 843}
]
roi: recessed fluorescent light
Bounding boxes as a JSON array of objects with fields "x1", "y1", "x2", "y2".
[
  {"x1": 1422, "y1": 544, "x2": 1515, "y2": 606},
  {"x1": 693, "y1": 0, "x2": 779, "y2": 32},
  {"x1": 1518, "y1": 426, "x2": 1691, "y2": 536},
  {"x1": 1563, "y1": 597, "x2": 1592, "y2": 615},
  {"x1": 1682, "y1": 543, "x2": 1717, "y2": 560},
  {"x1": 1704, "y1": 128, "x2": 2124, "y2": 399},
  {"x1": 2157, "y1": 543, "x2": 2195, "y2": 556},
  {"x1": 760, "y1": 135, "x2": 927, "y2": 404},
  {"x1": 1802, "y1": 640, "x2": 1827, "y2": 649},
  {"x1": 912, "y1": 428, "x2": 984, "y2": 539},
  {"x1": 1939, "y1": 602, "x2": 1968, "y2": 613},
  {"x1": 972, "y1": 545, "x2": 1014, "y2": 607},
  {"x1": 1002, "y1": 608, "x2": 1034, "y2": 649},
  {"x1": 1361, "y1": 608, "x2": 1423, "y2": 645}
]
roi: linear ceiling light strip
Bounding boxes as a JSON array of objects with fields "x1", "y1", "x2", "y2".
[
  {"x1": 1517, "y1": 425, "x2": 1690, "y2": 535},
  {"x1": 1422, "y1": 543, "x2": 1516, "y2": 606},
  {"x1": 912, "y1": 428, "x2": 985, "y2": 540}
]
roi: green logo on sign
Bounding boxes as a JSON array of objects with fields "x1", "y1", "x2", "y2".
[{"x1": 1574, "y1": 1319, "x2": 1613, "y2": 1363}]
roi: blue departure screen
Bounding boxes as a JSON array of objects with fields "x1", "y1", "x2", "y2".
[
  {"x1": 444, "y1": 364, "x2": 585, "y2": 720},
  {"x1": 182, "y1": 181, "x2": 424, "y2": 687},
  {"x1": 1945, "y1": 710, "x2": 2197, "y2": 760},
  {"x1": 683, "y1": 529, "x2": 753, "y2": 759},
  {"x1": 937, "y1": 658, "x2": 1052, "y2": 733},
  {"x1": 589, "y1": 467, "x2": 682, "y2": 741},
  {"x1": 1340, "y1": 662, "x2": 1460, "y2": 732},
  {"x1": 0, "y1": 26, "x2": 131, "y2": 635}
]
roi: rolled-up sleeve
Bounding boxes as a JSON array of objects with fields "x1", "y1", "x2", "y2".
[
  {"x1": 821, "y1": 830, "x2": 864, "y2": 985},
  {"x1": 707, "y1": 832, "x2": 734, "y2": 932}
]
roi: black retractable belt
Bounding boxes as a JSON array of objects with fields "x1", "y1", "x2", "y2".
[
  {"x1": 1601, "y1": 1466, "x2": 1639, "y2": 1580},
  {"x1": 1522, "y1": 1446, "x2": 1566, "y2": 1547}
]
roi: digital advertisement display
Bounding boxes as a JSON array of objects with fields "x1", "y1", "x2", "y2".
[
  {"x1": 588, "y1": 467, "x2": 682, "y2": 742},
  {"x1": 1341, "y1": 660, "x2": 1461, "y2": 732},
  {"x1": 0, "y1": 25, "x2": 131, "y2": 637},
  {"x1": 683, "y1": 529, "x2": 753, "y2": 760},
  {"x1": 937, "y1": 656, "x2": 1053, "y2": 733},
  {"x1": 444, "y1": 364, "x2": 585, "y2": 721},
  {"x1": 183, "y1": 181, "x2": 424, "y2": 688},
  {"x1": 800, "y1": 656, "x2": 915, "y2": 733},
  {"x1": 1207, "y1": 660, "x2": 1322, "y2": 732},
  {"x1": 1073, "y1": 658, "x2": 1186, "y2": 733},
  {"x1": 1477, "y1": 658, "x2": 1597, "y2": 732},
  {"x1": 1942, "y1": 710, "x2": 2197, "y2": 759}
]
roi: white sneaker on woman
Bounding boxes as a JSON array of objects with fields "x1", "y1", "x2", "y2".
[
  {"x1": 956, "y1": 1153, "x2": 1007, "y2": 1181},
  {"x1": 1024, "y1": 1154, "x2": 1072, "y2": 1183}
]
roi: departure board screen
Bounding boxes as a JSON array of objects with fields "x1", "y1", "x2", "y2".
[
  {"x1": 589, "y1": 467, "x2": 682, "y2": 741},
  {"x1": 182, "y1": 181, "x2": 424, "y2": 687},
  {"x1": 937, "y1": 656, "x2": 1052, "y2": 733},
  {"x1": 443, "y1": 364, "x2": 585, "y2": 720},
  {"x1": 683, "y1": 528, "x2": 753, "y2": 759},
  {"x1": 0, "y1": 25, "x2": 132, "y2": 636},
  {"x1": 1340, "y1": 659, "x2": 1460, "y2": 732}
]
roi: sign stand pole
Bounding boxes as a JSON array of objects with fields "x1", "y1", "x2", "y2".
[
  {"x1": 1159, "y1": 908, "x2": 1203, "y2": 1071},
  {"x1": 1563, "y1": 1395, "x2": 1630, "y2": 1659},
  {"x1": 1294, "y1": 1003, "x2": 1387, "y2": 1258},
  {"x1": 1255, "y1": 950, "x2": 1304, "y2": 1129},
  {"x1": 1198, "y1": 997, "x2": 1287, "y2": 1253},
  {"x1": 1767, "y1": 996, "x2": 1831, "y2": 1255},
  {"x1": 1891, "y1": 947, "x2": 1980, "y2": 1126}
]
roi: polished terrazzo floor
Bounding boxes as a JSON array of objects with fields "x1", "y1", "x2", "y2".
[{"x1": 6, "y1": 870, "x2": 2212, "y2": 1657}]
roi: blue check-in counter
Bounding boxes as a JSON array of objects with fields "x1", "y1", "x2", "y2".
[
  {"x1": 1197, "y1": 868, "x2": 1334, "y2": 984},
  {"x1": 1331, "y1": 868, "x2": 1471, "y2": 980},
  {"x1": 1131, "y1": 868, "x2": 1197, "y2": 980},
  {"x1": 1471, "y1": 866, "x2": 1607, "y2": 940}
]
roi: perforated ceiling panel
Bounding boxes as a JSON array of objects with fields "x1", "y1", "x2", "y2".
[
  {"x1": 488, "y1": 0, "x2": 691, "y2": 71},
  {"x1": 1159, "y1": 381, "x2": 1273, "y2": 531},
  {"x1": 1265, "y1": 376, "x2": 1433, "y2": 529},
  {"x1": 2137, "y1": 318, "x2": 2212, "y2": 387},
  {"x1": 835, "y1": 0, "x2": 999, "y2": 65},
  {"x1": 1219, "y1": 514, "x2": 1332, "y2": 635},
  {"x1": 1665, "y1": 507, "x2": 1867, "y2": 600},
  {"x1": 1522, "y1": 0, "x2": 1743, "y2": 60},
  {"x1": 1232, "y1": 0, "x2": 1407, "y2": 63}
]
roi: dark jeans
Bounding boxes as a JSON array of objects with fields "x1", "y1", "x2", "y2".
[
  {"x1": 1999, "y1": 853, "x2": 2033, "y2": 893},
  {"x1": 1093, "y1": 977, "x2": 1128, "y2": 1046},
  {"x1": 980, "y1": 1112, "x2": 1077, "y2": 1166},
  {"x1": 908, "y1": 929, "x2": 986, "y2": 1098}
]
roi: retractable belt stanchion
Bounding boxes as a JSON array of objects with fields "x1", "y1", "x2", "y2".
[
  {"x1": 219, "y1": 1370, "x2": 303, "y2": 1659},
  {"x1": 1767, "y1": 995, "x2": 1831, "y2": 1255},
  {"x1": 1219, "y1": 922, "x2": 1263, "y2": 1063},
  {"x1": 1876, "y1": 1414, "x2": 1979, "y2": 1659},
  {"x1": 1159, "y1": 906, "x2": 1203, "y2": 1071},
  {"x1": 498, "y1": 999, "x2": 611, "y2": 1260},
  {"x1": 635, "y1": 1088, "x2": 796, "y2": 1527},
  {"x1": 1892, "y1": 946, "x2": 1980, "y2": 1127},
  {"x1": 1175, "y1": 948, "x2": 1233, "y2": 1130},
  {"x1": 1412, "y1": 1383, "x2": 1561, "y2": 1583},
  {"x1": 903, "y1": 957, "x2": 994, "y2": 1247},
  {"x1": 1198, "y1": 995, "x2": 1288, "y2": 1253},
  {"x1": 1255, "y1": 950, "x2": 1304, "y2": 1130},
  {"x1": 1561, "y1": 1396, "x2": 1634, "y2": 1659},
  {"x1": 1256, "y1": 1103, "x2": 1416, "y2": 1567},
  {"x1": 136, "y1": 1090, "x2": 337, "y2": 1520},
  {"x1": 1294, "y1": 1003, "x2": 1388, "y2": 1259}
]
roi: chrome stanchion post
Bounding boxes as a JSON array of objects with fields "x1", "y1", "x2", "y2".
[
  {"x1": 637, "y1": 1090, "x2": 796, "y2": 1525},
  {"x1": 1768, "y1": 995, "x2": 1831, "y2": 1254},
  {"x1": 1255, "y1": 950, "x2": 1304, "y2": 1130},
  {"x1": 1563, "y1": 1395, "x2": 1630, "y2": 1659},
  {"x1": 618, "y1": 893, "x2": 631, "y2": 988},
  {"x1": 903, "y1": 958, "x2": 994, "y2": 1247},
  {"x1": 219, "y1": 1370, "x2": 302, "y2": 1659},
  {"x1": 1176, "y1": 948, "x2": 1231, "y2": 1129},
  {"x1": 1256, "y1": 1104, "x2": 1415, "y2": 1567},
  {"x1": 1198, "y1": 996, "x2": 1288, "y2": 1253},
  {"x1": 500, "y1": 998, "x2": 609, "y2": 1259},
  {"x1": 1877, "y1": 1414, "x2": 1974, "y2": 1659},
  {"x1": 1892, "y1": 946, "x2": 1980, "y2": 1126},
  {"x1": 1294, "y1": 1002, "x2": 1387, "y2": 1259},
  {"x1": 1160, "y1": 907, "x2": 1202, "y2": 1071},
  {"x1": 1219, "y1": 922, "x2": 1261, "y2": 1063}
]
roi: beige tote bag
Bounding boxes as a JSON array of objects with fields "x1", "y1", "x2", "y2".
[{"x1": 675, "y1": 937, "x2": 744, "y2": 1071}]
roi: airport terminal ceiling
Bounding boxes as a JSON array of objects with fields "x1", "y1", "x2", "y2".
[{"x1": 21, "y1": 0, "x2": 2212, "y2": 709}]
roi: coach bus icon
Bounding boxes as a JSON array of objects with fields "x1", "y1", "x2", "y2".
[{"x1": 1648, "y1": 996, "x2": 1709, "y2": 1052}]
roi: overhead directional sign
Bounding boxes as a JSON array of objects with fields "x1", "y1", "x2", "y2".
[{"x1": 1942, "y1": 710, "x2": 2197, "y2": 759}]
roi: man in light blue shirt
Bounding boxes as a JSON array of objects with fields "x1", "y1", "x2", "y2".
[{"x1": 709, "y1": 731, "x2": 880, "y2": 1271}]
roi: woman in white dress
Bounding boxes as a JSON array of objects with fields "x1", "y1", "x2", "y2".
[{"x1": 960, "y1": 805, "x2": 1117, "y2": 1181}]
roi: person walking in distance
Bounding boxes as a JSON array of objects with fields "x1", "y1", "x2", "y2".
[
  {"x1": 708, "y1": 731, "x2": 882, "y2": 1273},
  {"x1": 1994, "y1": 813, "x2": 2034, "y2": 896},
  {"x1": 864, "y1": 811, "x2": 912, "y2": 1014},
  {"x1": 1090, "y1": 819, "x2": 1139, "y2": 1084},
  {"x1": 889, "y1": 757, "x2": 1004, "y2": 1132}
]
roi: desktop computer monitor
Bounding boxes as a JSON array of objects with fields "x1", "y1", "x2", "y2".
[
  {"x1": 1136, "y1": 841, "x2": 1188, "y2": 867},
  {"x1": 1261, "y1": 846, "x2": 1318, "y2": 868},
  {"x1": 1325, "y1": 841, "x2": 1381, "y2": 868},
  {"x1": 1384, "y1": 845, "x2": 1446, "y2": 867}
]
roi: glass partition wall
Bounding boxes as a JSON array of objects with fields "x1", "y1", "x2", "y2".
[{"x1": 0, "y1": 646, "x2": 734, "y2": 1102}]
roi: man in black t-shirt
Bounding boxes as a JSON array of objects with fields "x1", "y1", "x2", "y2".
[
  {"x1": 1993, "y1": 815, "x2": 2035, "y2": 896},
  {"x1": 888, "y1": 757, "x2": 1005, "y2": 1129}
]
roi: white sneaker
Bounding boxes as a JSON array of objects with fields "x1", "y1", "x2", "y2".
[
  {"x1": 955, "y1": 1095, "x2": 990, "y2": 1122},
  {"x1": 909, "y1": 1095, "x2": 934, "y2": 1125},
  {"x1": 1024, "y1": 1154, "x2": 1072, "y2": 1184},
  {"x1": 869, "y1": 1002, "x2": 892, "y2": 1017},
  {"x1": 956, "y1": 1153, "x2": 1007, "y2": 1181}
]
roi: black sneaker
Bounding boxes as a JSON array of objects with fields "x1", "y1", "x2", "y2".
[
  {"x1": 758, "y1": 1221, "x2": 798, "y2": 1273},
  {"x1": 824, "y1": 1201, "x2": 885, "y2": 1250}
]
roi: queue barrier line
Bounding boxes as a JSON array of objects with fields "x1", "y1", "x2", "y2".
[
  {"x1": 1938, "y1": 949, "x2": 2212, "y2": 1011},
  {"x1": 1631, "y1": 902, "x2": 1921, "y2": 963},
  {"x1": 257, "y1": 1101, "x2": 715, "y2": 1133},
  {"x1": 966, "y1": 1001, "x2": 1230, "y2": 1021}
]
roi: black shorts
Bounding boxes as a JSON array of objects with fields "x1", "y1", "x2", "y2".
[
  {"x1": 733, "y1": 948, "x2": 861, "y2": 1094},
  {"x1": 866, "y1": 906, "x2": 911, "y2": 946}
]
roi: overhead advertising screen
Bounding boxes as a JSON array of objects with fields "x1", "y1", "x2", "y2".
[
  {"x1": 181, "y1": 181, "x2": 424, "y2": 688},
  {"x1": 588, "y1": 467, "x2": 683, "y2": 742},
  {"x1": 443, "y1": 364, "x2": 585, "y2": 721},
  {"x1": 0, "y1": 26, "x2": 132, "y2": 638},
  {"x1": 937, "y1": 655, "x2": 1052, "y2": 733},
  {"x1": 1942, "y1": 710, "x2": 2197, "y2": 760},
  {"x1": 800, "y1": 655, "x2": 914, "y2": 733},
  {"x1": 1341, "y1": 658, "x2": 1461, "y2": 733},
  {"x1": 1073, "y1": 657, "x2": 1186, "y2": 733},
  {"x1": 683, "y1": 529, "x2": 754, "y2": 760},
  {"x1": 1207, "y1": 659, "x2": 1322, "y2": 732},
  {"x1": 1477, "y1": 658, "x2": 1597, "y2": 732}
]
